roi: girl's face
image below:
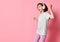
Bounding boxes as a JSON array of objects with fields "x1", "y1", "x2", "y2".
[{"x1": 37, "y1": 5, "x2": 43, "y2": 12}]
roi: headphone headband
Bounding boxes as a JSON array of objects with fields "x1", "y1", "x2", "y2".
[{"x1": 42, "y1": 3, "x2": 45, "y2": 9}]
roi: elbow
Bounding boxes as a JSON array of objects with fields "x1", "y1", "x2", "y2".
[
  {"x1": 50, "y1": 16, "x2": 54, "y2": 19},
  {"x1": 52, "y1": 17, "x2": 54, "y2": 19}
]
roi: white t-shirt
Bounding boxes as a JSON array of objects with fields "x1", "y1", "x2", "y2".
[{"x1": 36, "y1": 12, "x2": 50, "y2": 35}]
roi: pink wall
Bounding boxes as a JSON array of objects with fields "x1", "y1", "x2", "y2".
[{"x1": 0, "y1": 0, "x2": 60, "y2": 42}]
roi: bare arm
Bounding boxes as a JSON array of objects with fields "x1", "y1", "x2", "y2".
[{"x1": 49, "y1": 4, "x2": 54, "y2": 19}]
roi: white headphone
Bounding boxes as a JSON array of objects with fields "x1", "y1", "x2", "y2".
[{"x1": 42, "y1": 3, "x2": 45, "y2": 9}]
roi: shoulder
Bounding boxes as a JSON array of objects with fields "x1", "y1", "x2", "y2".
[
  {"x1": 45, "y1": 12, "x2": 50, "y2": 16},
  {"x1": 44, "y1": 12, "x2": 51, "y2": 19},
  {"x1": 45, "y1": 12, "x2": 50, "y2": 14}
]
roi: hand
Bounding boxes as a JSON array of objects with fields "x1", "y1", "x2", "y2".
[
  {"x1": 33, "y1": 17, "x2": 36, "y2": 20},
  {"x1": 50, "y1": 4, "x2": 53, "y2": 10}
]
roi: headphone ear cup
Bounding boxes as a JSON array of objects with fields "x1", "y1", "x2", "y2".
[{"x1": 42, "y1": 4, "x2": 45, "y2": 9}]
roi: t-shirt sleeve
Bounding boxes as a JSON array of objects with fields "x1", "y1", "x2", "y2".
[{"x1": 46, "y1": 13, "x2": 50, "y2": 19}]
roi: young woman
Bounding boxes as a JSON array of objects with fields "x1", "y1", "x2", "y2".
[{"x1": 33, "y1": 3, "x2": 54, "y2": 42}]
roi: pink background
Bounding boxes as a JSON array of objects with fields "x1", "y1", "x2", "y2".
[{"x1": 0, "y1": 0, "x2": 60, "y2": 42}]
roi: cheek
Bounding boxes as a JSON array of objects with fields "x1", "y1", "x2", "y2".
[
  {"x1": 37, "y1": 7, "x2": 42, "y2": 11},
  {"x1": 38, "y1": 7, "x2": 42, "y2": 10}
]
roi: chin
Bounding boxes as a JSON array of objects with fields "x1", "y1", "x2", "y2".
[
  {"x1": 39, "y1": 10, "x2": 42, "y2": 12},
  {"x1": 38, "y1": 9, "x2": 42, "y2": 12}
]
